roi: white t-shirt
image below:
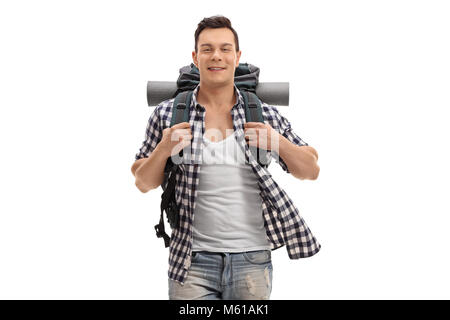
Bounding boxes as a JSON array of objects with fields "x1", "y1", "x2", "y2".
[{"x1": 192, "y1": 130, "x2": 271, "y2": 253}]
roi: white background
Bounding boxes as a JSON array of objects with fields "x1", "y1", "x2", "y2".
[{"x1": 1, "y1": 0, "x2": 449, "y2": 299}]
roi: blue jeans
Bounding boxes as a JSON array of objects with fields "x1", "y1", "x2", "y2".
[{"x1": 168, "y1": 250, "x2": 273, "y2": 300}]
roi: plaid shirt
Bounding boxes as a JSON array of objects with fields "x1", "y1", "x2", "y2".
[{"x1": 135, "y1": 84, "x2": 321, "y2": 285}]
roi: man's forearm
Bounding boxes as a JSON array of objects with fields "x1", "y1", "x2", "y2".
[
  {"x1": 135, "y1": 144, "x2": 170, "y2": 192},
  {"x1": 277, "y1": 133, "x2": 320, "y2": 180}
]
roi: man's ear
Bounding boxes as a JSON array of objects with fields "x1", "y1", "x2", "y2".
[
  {"x1": 235, "y1": 50, "x2": 242, "y2": 67},
  {"x1": 192, "y1": 51, "x2": 198, "y2": 68}
]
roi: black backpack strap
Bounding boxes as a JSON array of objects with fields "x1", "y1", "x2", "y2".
[
  {"x1": 243, "y1": 90, "x2": 264, "y2": 122},
  {"x1": 154, "y1": 212, "x2": 171, "y2": 248},
  {"x1": 171, "y1": 91, "x2": 192, "y2": 126},
  {"x1": 155, "y1": 164, "x2": 178, "y2": 248},
  {"x1": 242, "y1": 91, "x2": 270, "y2": 167},
  {"x1": 155, "y1": 90, "x2": 193, "y2": 248}
]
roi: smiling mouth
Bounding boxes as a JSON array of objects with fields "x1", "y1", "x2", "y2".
[{"x1": 208, "y1": 67, "x2": 225, "y2": 72}]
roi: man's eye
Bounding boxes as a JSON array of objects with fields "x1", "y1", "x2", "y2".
[{"x1": 223, "y1": 49, "x2": 230, "y2": 51}]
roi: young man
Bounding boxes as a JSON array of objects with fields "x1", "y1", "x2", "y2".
[{"x1": 132, "y1": 16, "x2": 321, "y2": 300}]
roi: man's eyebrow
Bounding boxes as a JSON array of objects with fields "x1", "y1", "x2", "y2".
[{"x1": 200, "y1": 43, "x2": 233, "y2": 47}]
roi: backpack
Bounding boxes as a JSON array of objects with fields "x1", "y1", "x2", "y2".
[{"x1": 154, "y1": 63, "x2": 270, "y2": 248}]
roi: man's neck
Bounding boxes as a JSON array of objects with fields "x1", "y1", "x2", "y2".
[{"x1": 196, "y1": 82, "x2": 236, "y2": 111}]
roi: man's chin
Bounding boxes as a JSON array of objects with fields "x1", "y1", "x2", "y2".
[{"x1": 202, "y1": 78, "x2": 231, "y2": 87}]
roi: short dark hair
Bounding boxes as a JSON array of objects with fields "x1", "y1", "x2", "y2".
[{"x1": 194, "y1": 15, "x2": 239, "y2": 53}]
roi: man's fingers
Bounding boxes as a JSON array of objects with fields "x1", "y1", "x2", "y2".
[
  {"x1": 171, "y1": 122, "x2": 192, "y2": 135},
  {"x1": 171, "y1": 128, "x2": 192, "y2": 140},
  {"x1": 172, "y1": 122, "x2": 190, "y2": 129},
  {"x1": 244, "y1": 122, "x2": 263, "y2": 127},
  {"x1": 173, "y1": 132, "x2": 192, "y2": 142},
  {"x1": 174, "y1": 128, "x2": 191, "y2": 135}
]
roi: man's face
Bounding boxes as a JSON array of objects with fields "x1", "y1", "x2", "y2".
[{"x1": 192, "y1": 27, "x2": 241, "y2": 87}]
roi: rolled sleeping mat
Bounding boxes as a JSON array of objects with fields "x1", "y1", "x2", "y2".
[{"x1": 147, "y1": 81, "x2": 289, "y2": 107}]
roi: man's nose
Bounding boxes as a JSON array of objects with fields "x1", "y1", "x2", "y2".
[{"x1": 211, "y1": 49, "x2": 222, "y2": 60}]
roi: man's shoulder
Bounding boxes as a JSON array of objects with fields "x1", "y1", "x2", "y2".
[
  {"x1": 260, "y1": 101, "x2": 283, "y2": 122},
  {"x1": 260, "y1": 101, "x2": 276, "y2": 112},
  {"x1": 148, "y1": 98, "x2": 175, "y2": 131},
  {"x1": 154, "y1": 98, "x2": 176, "y2": 115}
]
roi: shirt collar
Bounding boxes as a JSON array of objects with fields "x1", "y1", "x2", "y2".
[{"x1": 191, "y1": 83, "x2": 244, "y2": 111}]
